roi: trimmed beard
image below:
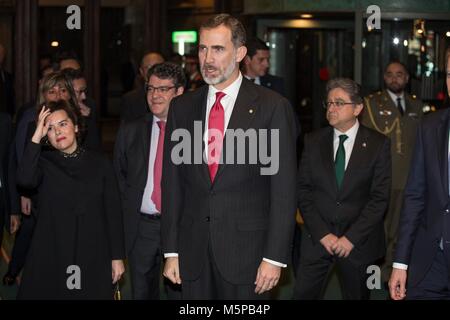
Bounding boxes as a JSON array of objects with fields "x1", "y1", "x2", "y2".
[{"x1": 201, "y1": 58, "x2": 237, "y2": 86}]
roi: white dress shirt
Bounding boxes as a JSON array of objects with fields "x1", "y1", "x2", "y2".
[
  {"x1": 387, "y1": 89, "x2": 405, "y2": 113},
  {"x1": 203, "y1": 72, "x2": 242, "y2": 160},
  {"x1": 140, "y1": 116, "x2": 164, "y2": 215},
  {"x1": 333, "y1": 120, "x2": 360, "y2": 170}
]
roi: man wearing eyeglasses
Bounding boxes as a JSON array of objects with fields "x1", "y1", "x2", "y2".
[
  {"x1": 293, "y1": 78, "x2": 391, "y2": 299},
  {"x1": 114, "y1": 62, "x2": 185, "y2": 300},
  {"x1": 361, "y1": 61, "x2": 424, "y2": 285}
]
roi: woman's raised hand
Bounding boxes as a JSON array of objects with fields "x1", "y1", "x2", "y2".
[{"x1": 31, "y1": 106, "x2": 51, "y2": 144}]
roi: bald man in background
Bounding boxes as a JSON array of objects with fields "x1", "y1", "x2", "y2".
[
  {"x1": 120, "y1": 52, "x2": 165, "y2": 122},
  {"x1": 59, "y1": 58, "x2": 81, "y2": 71}
]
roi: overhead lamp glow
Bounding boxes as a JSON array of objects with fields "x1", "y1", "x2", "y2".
[
  {"x1": 393, "y1": 37, "x2": 400, "y2": 45},
  {"x1": 403, "y1": 40, "x2": 408, "y2": 47},
  {"x1": 446, "y1": 31, "x2": 450, "y2": 37},
  {"x1": 300, "y1": 14, "x2": 313, "y2": 19},
  {"x1": 51, "y1": 41, "x2": 59, "y2": 47},
  {"x1": 362, "y1": 40, "x2": 366, "y2": 48}
]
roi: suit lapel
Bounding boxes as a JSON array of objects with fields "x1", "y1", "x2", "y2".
[
  {"x1": 195, "y1": 86, "x2": 212, "y2": 187},
  {"x1": 213, "y1": 79, "x2": 258, "y2": 182},
  {"x1": 436, "y1": 110, "x2": 450, "y2": 197},
  {"x1": 320, "y1": 127, "x2": 337, "y2": 193},
  {"x1": 340, "y1": 126, "x2": 367, "y2": 191}
]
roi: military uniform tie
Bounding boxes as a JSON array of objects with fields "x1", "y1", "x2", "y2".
[{"x1": 396, "y1": 97, "x2": 404, "y2": 116}]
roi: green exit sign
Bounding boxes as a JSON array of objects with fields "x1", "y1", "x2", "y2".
[{"x1": 172, "y1": 31, "x2": 197, "y2": 43}]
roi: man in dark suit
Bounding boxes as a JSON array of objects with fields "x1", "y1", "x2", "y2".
[
  {"x1": 120, "y1": 52, "x2": 164, "y2": 122},
  {"x1": 0, "y1": 113, "x2": 20, "y2": 256},
  {"x1": 294, "y1": 78, "x2": 391, "y2": 300},
  {"x1": 389, "y1": 49, "x2": 450, "y2": 300},
  {"x1": 0, "y1": 44, "x2": 15, "y2": 116},
  {"x1": 242, "y1": 38, "x2": 285, "y2": 96},
  {"x1": 161, "y1": 14, "x2": 298, "y2": 300},
  {"x1": 114, "y1": 62, "x2": 185, "y2": 299}
]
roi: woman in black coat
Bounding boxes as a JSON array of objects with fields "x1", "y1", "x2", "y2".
[{"x1": 17, "y1": 100, "x2": 125, "y2": 299}]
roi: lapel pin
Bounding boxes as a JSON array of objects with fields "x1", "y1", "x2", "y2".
[{"x1": 362, "y1": 142, "x2": 367, "y2": 148}]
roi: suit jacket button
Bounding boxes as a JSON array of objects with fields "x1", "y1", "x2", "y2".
[
  {"x1": 205, "y1": 216, "x2": 210, "y2": 222},
  {"x1": 336, "y1": 201, "x2": 341, "y2": 206}
]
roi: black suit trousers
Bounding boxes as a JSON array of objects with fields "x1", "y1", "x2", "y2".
[
  {"x1": 181, "y1": 237, "x2": 269, "y2": 300},
  {"x1": 406, "y1": 246, "x2": 450, "y2": 300},
  {"x1": 128, "y1": 215, "x2": 182, "y2": 300},
  {"x1": 293, "y1": 234, "x2": 370, "y2": 300}
]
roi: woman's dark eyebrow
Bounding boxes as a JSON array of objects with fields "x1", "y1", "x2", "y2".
[{"x1": 48, "y1": 118, "x2": 69, "y2": 128}]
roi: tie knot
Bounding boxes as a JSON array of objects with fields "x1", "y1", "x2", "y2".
[
  {"x1": 157, "y1": 120, "x2": 166, "y2": 131},
  {"x1": 339, "y1": 134, "x2": 348, "y2": 144},
  {"x1": 215, "y1": 91, "x2": 226, "y2": 102}
]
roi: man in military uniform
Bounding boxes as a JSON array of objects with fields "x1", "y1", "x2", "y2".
[{"x1": 360, "y1": 61, "x2": 424, "y2": 284}]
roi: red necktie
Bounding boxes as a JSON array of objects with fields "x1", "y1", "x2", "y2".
[
  {"x1": 208, "y1": 91, "x2": 226, "y2": 181},
  {"x1": 151, "y1": 120, "x2": 165, "y2": 212}
]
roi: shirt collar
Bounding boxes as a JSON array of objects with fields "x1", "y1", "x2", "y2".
[
  {"x1": 208, "y1": 72, "x2": 243, "y2": 101},
  {"x1": 334, "y1": 119, "x2": 360, "y2": 141},
  {"x1": 244, "y1": 74, "x2": 259, "y2": 82},
  {"x1": 152, "y1": 115, "x2": 165, "y2": 125},
  {"x1": 387, "y1": 89, "x2": 404, "y2": 103}
]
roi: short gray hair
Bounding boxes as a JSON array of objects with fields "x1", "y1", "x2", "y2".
[{"x1": 326, "y1": 78, "x2": 363, "y2": 104}]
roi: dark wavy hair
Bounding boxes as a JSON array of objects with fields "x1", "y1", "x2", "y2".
[
  {"x1": 146, "y1": 62, "x2": 187, "y2": 89},
  {"x1": 38, "y1": 99, "x2": 85, "y2": 146},
  {"x1": 245, "y1": 38, "x2": 269, "y2": 58}
]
